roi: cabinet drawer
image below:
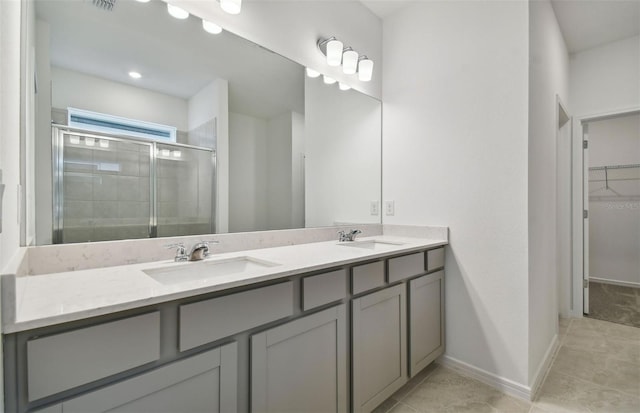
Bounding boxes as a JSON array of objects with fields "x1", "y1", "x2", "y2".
[
  {"x1": 180, "y1": 281, "x2": 294, "y2": 351},
  {"x1": 427, "y1": 248, "x2": 445, "y2": 271},
  {"x1": 351, "y1": 261, "x2": 385, "y2": 295},
  {"x1": 302, "y1": 269, "x2": 347, "y2": 311},
  {"x1": 388, "y1": 252, "x2": 425, "y2": 283},
  {"x1": 27, "y1": 312, "x2": 160, "y2": 401}
]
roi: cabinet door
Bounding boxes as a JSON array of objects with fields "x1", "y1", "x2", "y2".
[
  {"x1": 62, "y1": 343, "x2": 237, "y2": 413},
  {"x1": 352, "y1": 284, "x2": 407, "y2": 413},
  {"x1": 251, "y1": 304, "x2": 347, "y2": 413},
  {"x1": 409, "y1": 271, "x2": 445, "y2": 377}
]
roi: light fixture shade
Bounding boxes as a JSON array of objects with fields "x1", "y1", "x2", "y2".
[
  {"x1": 305, "y1": 68, "x2": 320, "y2": 78},
  {"x1": 167, "y1": 3, "x2": 189, "y2": 19},
  {"x1": 358, "y1": 58, "x2": 374, "y2": 82},
  {"x1": 135, "y1": 0, "x2": 150, "y2": 3},
  {"x1": 128, "y1": 71, "x2": 142, "y2": 79},
  {"x1": 338, "y1": 82, "x2": 351, "y2": 91},
  {"x1": 220, "y1": 0, "x2": 242, "y2": 15},
  {"x1": 99, "y1": 139, "x2": 109, "y2": 148},
  {"x1": 323, "y1": 75, "x2": 337, "y2": 85},
  {"x1": 326, "y1": 39, "x2": 343, "y2": 66},
  {"x1": 202, "y1": 20, "x2": 222, "y2": 34},
  {"x1": 342, "y1": 50, "x2": 358, "y2": 75}
]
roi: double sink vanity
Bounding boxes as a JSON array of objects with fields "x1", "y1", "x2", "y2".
[{"x1": 2, "y1": 226, "x2": 448, "y2": 413}]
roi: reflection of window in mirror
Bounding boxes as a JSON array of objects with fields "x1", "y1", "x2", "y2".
[{"x1": 67, "y1": 107, "x2": 177, "y2": 143}]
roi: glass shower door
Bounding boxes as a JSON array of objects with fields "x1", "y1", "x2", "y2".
[
  {"x1": 155, "y1": 143, "x2": 215, "y2": 237},
  {"x1": 54, "y1": 129, "x2": 152, "y2": 243}
]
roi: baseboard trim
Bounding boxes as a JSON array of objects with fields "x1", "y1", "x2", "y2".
[
  {"x1": 438, "y1": 355, "x2": 531, "y2": 401},
  {"x1": 590, "y1": 277, "x2": 640, "y2": 289},
  {"x1": 529, "y1": 334, "x2": 560, "y2": 400}
]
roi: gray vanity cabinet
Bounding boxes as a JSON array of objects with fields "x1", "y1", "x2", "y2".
[
  {"x1": 251, "y1": 304, "x2": 348, "y2": 413},
  {"x1": 352, "y1": 284, "x2": 407, "y2": 413},
  {"x1": 56, "y1": 343, "x2": 237, "y2": 413},
  {"x1": 409, "y1": 270, "x2": 445, "y2": 377}
]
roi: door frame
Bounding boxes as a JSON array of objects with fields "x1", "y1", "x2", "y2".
[{"x1": 570, "y1": 106, "x2": 640, "y2": 317}]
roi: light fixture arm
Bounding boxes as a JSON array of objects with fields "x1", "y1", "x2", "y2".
[{"x1": 317, "y1": 36, "x2": 339, "y2": 56}]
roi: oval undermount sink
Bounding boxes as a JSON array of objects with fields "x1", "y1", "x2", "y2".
[
  {"x1": 337, "y1": 240, "x2": 405, "y2": 251},
  {"x1": 143, "y1": 256, "x2": 281, "y2": 285}
]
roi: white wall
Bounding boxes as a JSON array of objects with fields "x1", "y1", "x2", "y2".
[
  {"x1": 173, "y1": 0, "x2": 382, "y2": 99},
  {"x1": 291, "y1": 112, "x2": 305, "y2": 228},
  {"x1": 570, "y1": 35, "x2": 640, "y2": 117},
  {"x1": 267, "y1": 112, "x2": 293, "y2": 230},
  {"x1": 52, "y1": 66, "x2": 189, "y2": 132},
  {"x1": 305, "y1": 76, "x2": 381, "y2": 228},
  {"x1": 382, "y1": 0, "x2": 530, "y2": 388},
  {"x1": 0, "y1": 0, "x2": 23, "y2": 409},
  {"x1": 229, "y1": 112, "x2": 268, "y2": 232},
  {"x1": 528, "y1": 0, "x2": 570, "y2": 386},
  {"x1": 588, "y1": 114, "x2": 640, "y2": 286}
]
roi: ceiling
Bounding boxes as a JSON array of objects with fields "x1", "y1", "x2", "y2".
[
  {"x1": 361, "y1": 0, "x2": 640, "y2": 54},
  {"x1": 36, "y1": 0, "x2": 304, "y2": 119}
]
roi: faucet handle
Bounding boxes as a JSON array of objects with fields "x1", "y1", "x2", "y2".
[
  {"x1": 165, "y1": 243, "x2": 187, "y2": 261},
  {"x1": 198, "y1": 240, "x2": 220, "y2": 258}
]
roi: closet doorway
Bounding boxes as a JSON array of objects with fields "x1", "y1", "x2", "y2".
[{"x1": 583, "y1": 111, "x2": 640, "y2": 327}]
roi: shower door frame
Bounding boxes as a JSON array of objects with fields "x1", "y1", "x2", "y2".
[{"x1": 52, "y1": 125, "x2": 216, "y2": 244}]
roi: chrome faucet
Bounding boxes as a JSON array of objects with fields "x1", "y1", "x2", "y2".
[
  {"x1": 165, "y1": 240, "x2": 219, "y2": 262},
  {"x1": 338, "y1": 229, "x2": 362, "y2": 242}
]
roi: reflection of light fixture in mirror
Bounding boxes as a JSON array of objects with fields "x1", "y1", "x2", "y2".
[
  {"x1": 128, "y1": 71, "x2": 142, "y2": 79},
  {"x1": 99, "y1": 139, "x2": 109, "y2": 148},
  {"x1": 85, "y1": 137, "x2": 95, "y2": 147},
  {"x1": 305, "y1": 68, "x2": 320, "y2": 78},
  {"x1": 69, "y1": 135, "x2": 80, "y2": 145},
  {"x1": 338, "y1": 82, "x2": 351, "y2": 91},
  {"x1": 172, "y1": 150, "x2": 182, "y2": 158},
  {"x1": 202, "y1": 20, "x2": 222, "y2": 34},
  {"x1": 220, "y1": 0, "x2": 242, "y2": 15},
  {"x1": 167, "y1": 3, "x2": 189, "y2": 19},
  {"x1": 323, "y1": 75, "x2": 336, "y2": 85},
  {"x1": 135, "y1": 0, "x2": 150, "y2": 3},
  {"x1": 358, "y1": 56, "x2": 374, "y2": 82},
  {"x1": 342, "y1": 48, "x2": 358, "y2": 75},
  {"x1": 161, "y1": 149, "x2": 171, "y2": 157}
]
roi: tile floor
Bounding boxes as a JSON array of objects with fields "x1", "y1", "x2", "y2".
[
  {"x1": 587, "y1": 281, "x2": 640, "y2": 328},
  {"x1": 374, "y1": 317, "x2": 640, "y2": 413}
]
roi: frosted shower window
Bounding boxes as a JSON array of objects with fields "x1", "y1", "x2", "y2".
[{"x1": 67, "y1": 107, "x2": 177, "y2": 142}]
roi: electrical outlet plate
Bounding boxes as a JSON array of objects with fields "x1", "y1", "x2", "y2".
[
  {"x1": 384, "y1": 200, "x2": 395, "y2": 216},
  {"x1": 370, "y1": 200, "x2": 379, "y2": 216}
]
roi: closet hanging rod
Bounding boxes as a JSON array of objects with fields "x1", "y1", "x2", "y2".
[{"x1": 588, "y1": 163, "x2": 640, "y2": 171}]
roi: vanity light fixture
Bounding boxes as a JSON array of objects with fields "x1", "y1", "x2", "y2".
[
  {"x1": 358, "y1": 56, "x2": 374, "y2": 82},
  {"x1": 318, "y1": 36, "x2": 374, "y2": 82},
  {"x1": 202, "y1": 20, "x2": 223, "y2": 34},
  {"x1": 220, "y1": 0, "x2": 242, "y2": 15},
  {"x1": 85, "y1": 137, "x2": 96, "y2": 147},
  {"x1": 338, "y1": 82, "x2": 351, "y2": 91},
  {"x1": 167, "y1": 3, "x2": 189, "y2": 19},
  {"x1": 135, "y1": 0, "x2": 150, "y2": 3},
  {"x1": 99, "y1": 139, "x2": 109, "y2": 148},
  {"x1": 305, "y1": 68, "x2": 321, "y2": 78},
  {"x1": 161, "y1": 149, "x2": 171, "y2": 157},
  {"x1": 128, "y1": 71, "x2": 142, "y2": 79},
  {"x1": 323, "y1": 75, "x2": 337, "y2": 85},
  {"x1": 342, "y1": 48, "x2": 358, "y2": 75},
  {"x1": 172, "y1": 150, "x2": 182, "y2": 158},
  {"x1": 69, "y1": 135, "x2": 80, "y2": 145}
]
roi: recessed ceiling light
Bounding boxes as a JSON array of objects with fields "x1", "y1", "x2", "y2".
[
  {"x1": 305, "y1": 68, "x2": 320, "y2": 78},
  {"x1": 128, "y1": 71, "x2": 142, "y2": 79},
  {"x1": 202, "y1": 20, "x2": 223, "y2": 34},
  {"x1": 167, "y1": 3, "x2": 189, "y2": 19}
]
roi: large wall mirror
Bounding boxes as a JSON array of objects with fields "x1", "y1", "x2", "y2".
[{"x1": 24, "y1": 0, "x2": 381, "y2": 245}]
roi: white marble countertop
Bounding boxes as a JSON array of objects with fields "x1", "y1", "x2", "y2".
[{"x1": 5, "y1": 235, "x2": 447, "y2": 333}]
